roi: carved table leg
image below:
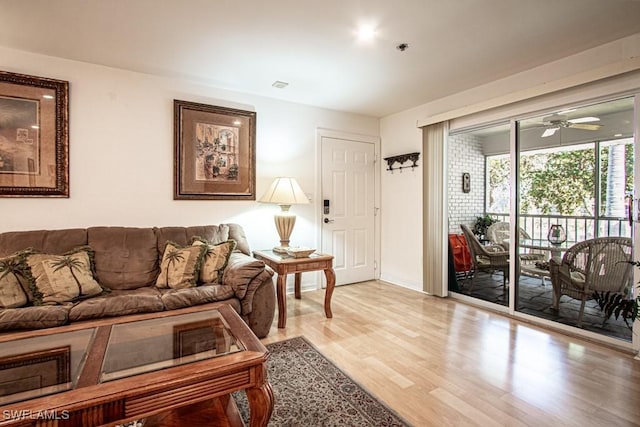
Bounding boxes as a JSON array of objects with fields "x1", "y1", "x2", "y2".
[
  {"x1": 277, "y1": 274, "x2": 288, "y2": 328},
  {"x1": 323, "y1": 268, "x2": 336, "y2": 318},
  {"x1": 246, "y1": 377, "x2": 274, "y2": 426}
]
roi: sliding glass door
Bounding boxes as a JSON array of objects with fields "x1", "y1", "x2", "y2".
[
  {"x1": 448, "y1": 95, "x2": 636, "y2": 343},
  {"x1": 448, "y1": 123, "x2": 510, "y2": 308},
  {"x1": 515, "y1": 97, "x2": 634, "y2": 341}
]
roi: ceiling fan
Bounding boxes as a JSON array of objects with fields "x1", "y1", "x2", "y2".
[{"x1": 535, "y1": 114, "x2": 603, "y2": 137}]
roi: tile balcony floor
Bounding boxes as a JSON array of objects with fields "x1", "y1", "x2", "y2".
[{"x1": 455, "y1": 271, "x2": 632, "y2": 342}]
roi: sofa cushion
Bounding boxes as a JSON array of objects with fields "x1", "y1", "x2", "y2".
[
  {"x1": 160, "y1": 285, "x2": 236, "y2": 311},
  {"x1": 155, "y1": 225, "x2": 230, "y2": 252},
  {"x1": 0, "y1": 305, "x2": 70, "y2": 331},
  {"x1": 69, "y1": 288, "x2": 164, "y2": 321},
  {"x1": 227, "y1": 223, "x2": 251, "y2": 255},
  {"x1": 155, "y1": 242, "x2": 207, "y2": 289},
  {"x1": 0, "y1": 251, "x2": 31, "y2": 308},
  {"x1": 25, "y1": 247, "x2": 104, "y2": 305},
  {"x1": 192, "y1": 239, "x2": 236, "y2": 284},
  {"x1": 88, "y1": 227, "x2": 159, "y2": 290},
  {"x1": 0, "y1": 229, "x2": 87, "y2": 258}
]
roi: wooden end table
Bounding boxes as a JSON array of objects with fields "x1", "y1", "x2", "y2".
[{"x1": 253, "y1": 250, "x2": 335, "y2": 328}]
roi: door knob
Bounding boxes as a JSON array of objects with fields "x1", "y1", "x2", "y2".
[{"x1": 324, "y1": 218, "x2": 334, "y2": 224}]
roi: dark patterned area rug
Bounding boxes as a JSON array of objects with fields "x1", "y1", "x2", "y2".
[{"x1": 234, "y1": 336, "x2": 411, "y2": 426}]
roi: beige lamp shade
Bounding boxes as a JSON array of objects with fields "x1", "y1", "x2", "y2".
[
  {"x1": 259, "y1": 177, "x2": 309, "y2": 253},
  {"x1": 258, "y1": 177, "x2": 310, "y2": 206}
]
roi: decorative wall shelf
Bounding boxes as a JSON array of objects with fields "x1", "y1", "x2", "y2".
[{"x1": 383, "y1": 152, "x2": 420, "y2": 172}]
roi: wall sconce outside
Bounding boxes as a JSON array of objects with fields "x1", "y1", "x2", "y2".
[
  {"x1": 383, "y1": 152, "x2": 420, "y2": 172},
  {"x1": 462, "y1": 172, "x2": 470, "y2": 193}
]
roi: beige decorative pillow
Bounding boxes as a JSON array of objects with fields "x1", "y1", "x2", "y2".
[
  {"x1": 0, "y1": 252, "x2": 30, "y2": 308},
  {"x1": 156, "y1": 241, "x2": 207, "y2": 289},
  {"x1": 192, "y1": 239, "x2": 236, "y2": 284},
  {"x1": 25, "y1": 247, "x2": 104, "y2": 305}
]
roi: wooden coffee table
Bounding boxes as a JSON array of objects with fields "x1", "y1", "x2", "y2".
[
  {"x1": 0, "y1": 304, "x2": 273, "y2": 427},
  {"x1": 252, "y1": 250, "x2": 335, "y2": 328}
]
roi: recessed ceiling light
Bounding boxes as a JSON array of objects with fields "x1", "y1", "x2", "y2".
[
  {"x1": 42, "y1": 95, "x2": 54, "y2": 99},
  {"x1": 233, "y1": 120, "x2": 241, "y2": 126},
  {"x1": 31, "y1": 125, "x2": 39, "y2": 129},
  {"x1": 614, "y1": 133, "x2": 623, "y2": 137},
  {"x1": 272, "y1": 81, "x2": 288, "y2": 89},
  {"x1": 356, "y1": 24, "x2": 377, "y2": 41}
]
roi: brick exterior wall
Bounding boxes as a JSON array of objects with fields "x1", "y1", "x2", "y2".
[{"x1": 448, "y1": 133, "x2": 485, "y2": 233}]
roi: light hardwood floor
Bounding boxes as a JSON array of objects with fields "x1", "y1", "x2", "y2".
[{"x1": 261, "y1": 280, "x2": 640, "y2": 427}]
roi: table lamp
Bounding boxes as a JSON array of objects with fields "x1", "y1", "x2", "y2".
[{"x1": 259, "y1": 177, "x2": 310, "y2": 253}]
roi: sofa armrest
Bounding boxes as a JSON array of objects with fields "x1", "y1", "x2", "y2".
[{"x1": 223, "y1": 252, "x2": 274, "y2": 313}]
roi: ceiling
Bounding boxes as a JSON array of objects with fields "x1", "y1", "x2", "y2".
[{"x1": 1, "y1": 0, "x2": 640, "y2": 118}]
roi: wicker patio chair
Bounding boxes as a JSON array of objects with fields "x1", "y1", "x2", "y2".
[
  {"x1": 549, "y1": 236, "x2": 633, "y2": 327},
  {"x1": 460, "y1": 224, "x2": 510, "y2": 292},
  {"x1": 486, "y1": 221, "x2": 547, "y2": 283}
]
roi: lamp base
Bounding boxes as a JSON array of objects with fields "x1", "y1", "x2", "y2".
[{"x1": 273, "y1": 246, "x2": 290, "y2": 254}]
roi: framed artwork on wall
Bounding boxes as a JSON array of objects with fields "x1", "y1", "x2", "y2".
[
  {"x1": 0, "y1": 71, "x2": 69, "y2": 197},
  {"x1": 174, "y1": 100, "x2": 256, "y2": 200}
]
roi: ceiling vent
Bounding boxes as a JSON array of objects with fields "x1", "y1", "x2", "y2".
[{"x1": 272, "y1": 80, "x2": 289, "y2": 89}]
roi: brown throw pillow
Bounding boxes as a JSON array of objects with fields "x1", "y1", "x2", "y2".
[
  {"x1": 192, "y1": 239, "x2": 236, "y2": 284},
  {"x1": 156, "y1": 241, "x2": 207, "y2": 289},
  {"x1": 25, "y1": 246, "x2": 104, "y2": 305},
  {"x1": 0, "y1": 251, "x2": 31, "y2": 308}
]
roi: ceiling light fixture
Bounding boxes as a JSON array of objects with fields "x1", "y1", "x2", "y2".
[
  {"x1": 356, "y1": 24, "x2": 377, "y2": 41},
  {"x1": 272, "y1": 80, "x2": 288, "y2": 89}
]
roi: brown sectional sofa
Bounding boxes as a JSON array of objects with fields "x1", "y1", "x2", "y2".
[{"x1": 0, "y1": 223, "x2": 276, "y2": 338}]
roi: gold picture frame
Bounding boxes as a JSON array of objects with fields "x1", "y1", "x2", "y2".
[
  {"x1": 0, "y1": 71, "x2": 69, "y2": 197},
  {"x1": 174, "y1": 100, "x2": 256, "y2": 200}
]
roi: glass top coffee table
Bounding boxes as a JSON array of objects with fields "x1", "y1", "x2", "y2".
[{"x1": 0, "y1": 304, "x2": 273, "y2": 426}]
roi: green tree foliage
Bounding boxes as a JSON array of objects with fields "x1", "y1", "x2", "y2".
[
  {"x1": 488, "y1": 142, "x2": 633, "y2": 216},
  {"x1": 520, "y1": 148, "x2": 595, "y2": 215}
]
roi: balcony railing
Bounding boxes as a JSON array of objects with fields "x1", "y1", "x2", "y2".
[{"x1": 487, "y1": 213, "x2": 631, "y2": 242}]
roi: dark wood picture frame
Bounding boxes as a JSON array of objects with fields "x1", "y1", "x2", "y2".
[
  {"x1": 174, "y1": 100, "x2": 256, "y2": 200},
  {"x1": 0, "y1": 346, "x2": 71, "y2": 403},
  {"x1": 0, "y1": 71, "x2": 69, "y2": 197}
]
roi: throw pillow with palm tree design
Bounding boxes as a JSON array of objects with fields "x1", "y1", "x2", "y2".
[
  {"x1": 156, "y1": 242, "x2": 208, "y2": 289},
  {"x1": 0, "y1": 251, "x2": 32, "y2": 308},
  {"x1": 191, "y1": 238, "x2": 236, "y2": 284},
  {"x1": 24, "y1": 246, "x2": 104, "y2": 305}
]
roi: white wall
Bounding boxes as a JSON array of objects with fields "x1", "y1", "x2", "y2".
[
  {"x1": 380, "y1": 33, "x2": 640, "y2": 293},
  {"x1": 0, "y1": 47, "x2": 379, "y2": 265}
]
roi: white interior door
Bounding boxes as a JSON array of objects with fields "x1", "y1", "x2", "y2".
[{"x1": 321, "y1": 137, "x2": 375, "y2": 285}]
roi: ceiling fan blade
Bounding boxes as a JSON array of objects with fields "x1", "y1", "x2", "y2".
[
  {"x1": 542, "y1": 127, "x2": 559, "y2": 137},
  {"x1": 567, "y1": 116, "x2": 600, "y2": 124},
  {"x1": 568, "y1": 123, "x2": 602, "y2": 131}
]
